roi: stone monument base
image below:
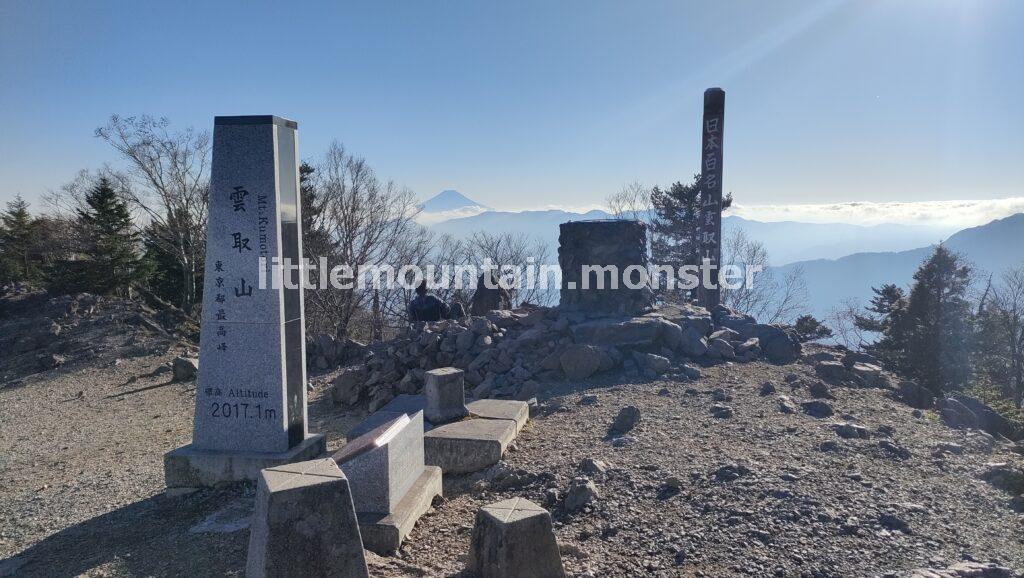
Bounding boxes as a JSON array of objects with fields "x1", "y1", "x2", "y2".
[
  {"x1": 358, "y1": 465, "x2": 442, "y2": 554},
  {"x1": 164, "y1": 434, "x2": 326, "y2": 495}
]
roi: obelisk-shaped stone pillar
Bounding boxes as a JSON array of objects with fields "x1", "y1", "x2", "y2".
[
  {"x1": 697, "y1": 88, "x2": 725, "y2": 310},
  {"x1": 165, "y1": 116, "x2": 325, "y2": 493}
]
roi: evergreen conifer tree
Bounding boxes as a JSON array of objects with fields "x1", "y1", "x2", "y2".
[
  {"x1": 77, "y1": 177, "x2": 148, "y2": 295},
  {"x1": 903, "y1": 245, "x2": 973, "y2": 395},
  {"x1": 0, "y1": 195, "x2": 39, "y2": 284}
]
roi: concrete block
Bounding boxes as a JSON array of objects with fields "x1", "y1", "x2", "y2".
[
  {"x1": 425, "y1": 367, "x2": 469, "y2": 424},
  {"x1": 245, "y1": 458, "x2": 368, "y2": 578},
  {"x1": 358, "y1": 465, "x2": 442, "y2": 554},
  {"x1": 425, "y1": 418, "x2": 516, "y2": 474},
  {"x1": 467, "y1": 399, "x2": 529, "y2": 433},
  {"x1": 468, "y1": 498, "x2": 565, "y2": 578},
  {"x1": 164, "y1": 434, "x2": 325, "y2": 491},
  {"x1": 334, "y1": 412, "x2": 424, "y2": 515}
]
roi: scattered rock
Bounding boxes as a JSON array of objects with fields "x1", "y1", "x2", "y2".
[
  {"x1": 710, "y1": 404, "x2": 734, "y2": 419},
  {"x1": 801, "y1": 400, "x2": 834, "y2": 418},
  {"x1": 777, "y1": 395, "x2": 799, "y2": 414},
  {"x1": 559, "y1": 345, "x2": 605, "y2": 381},
  {"x1": 171, "y1": 356, "x2": 199, "y2": 381},
  {"x1": 609, "y1": 406, "x2": 641, "y2": 434},
  {"x1": 579, "y1": 458, "x2": 608, "y2": 476},
  {"x1": 831, "y1": 422, "x2": 869, "y2": 439},
  {"x1": 565, "y1": 478, "x2": 600, "y2": 512},
  {"x1": 807, "y1": 380, "x2": 832, "y2": 399}
]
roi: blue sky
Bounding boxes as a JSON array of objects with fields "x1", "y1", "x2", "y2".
[{"x1": 1, "y1": 0, "x2": 1022, "y2": 218}]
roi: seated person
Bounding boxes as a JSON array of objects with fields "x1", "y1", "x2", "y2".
[{"x1": 408, "y1": 281, "x2": 450, "y2": 322}]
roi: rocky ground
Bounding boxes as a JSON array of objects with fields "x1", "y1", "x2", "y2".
[{"x1": 1, "y1": 292, "x2": 1023, "y2": 577}]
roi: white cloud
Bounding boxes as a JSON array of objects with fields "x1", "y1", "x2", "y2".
[
  {"x1": 415, "y1": 205, "x2": 489, "y2": 226},
  {"x1": 730, "y1": 198, "x2": 1024, "y2": 228}
]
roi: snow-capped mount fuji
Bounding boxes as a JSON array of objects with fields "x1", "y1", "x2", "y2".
[
  {"x1": 416, "y1": 189, "x2": 491, "y2": 225},
  {"x1": 418, "y1": 189, "x2": 490, "y2": 213}
]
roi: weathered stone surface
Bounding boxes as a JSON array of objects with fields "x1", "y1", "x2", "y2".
[
  {"x1": 358, "y1": 465, "x2": 442, "y2": 555},
  {"x1": 468, "y1": 498, "x2": 565, "y2": 578},
  {"x1": 334, "y1": 412, "x2": 424, "y2": 515},
  {"x1": 633, "y1": 351, "x2": 671, "y2": 376},
  {"x1": 331, "y1": 364, "x2": 367, "y2": 406},
  {"x1": 164, "y1": 434, "x2": 326, "y2": 492},
  {"x1": 753, "y1": 324, "x2": 801, "y2": 364},
  {"x1": 559, "y1": 344, "x2": 604, "y2": 380},
  {"x1": 939, "y1": 395, "x2": 1022, "y2": 440},
  {"x1": 558, "y1": 220, "x2": 652, "y2": 315},
  {"x1": 707, "y1": 338, "x2": 736, "y2": 360},
  {"x1": 425, "y1": 418, "x2": 517, "y2": 474},
  {"x1": 831, "y1": 422, "x2": 870, "y2": 439},
  {"x1": 191, "y1": 116, "x2": 309, "y2": 456},
  {"x1": 897, "y1": 380, "x2": 935, "y2": 409},
  {"x1": 679, "y1": 325, "x2": 709, "y2": 357},
  {"x1": 564, "y1": 477, "x2": 600, "y2": 512},
  {"x1": 424, "y1": 367, "x2": 468, "y2": 424},
  {"x1": 801, "y1": 400, "x2": 834, "y2": 418},
  {"x1": 468, "y1": 399, "x2": 530, "y2": 433},
  {"x1": 850, "y1": 362, "x2": 887, "y2": 388},
  {"x1": 815, "y1": 360, "x2": 851, "y2": 383},
  {"x1": 172, "y1": 356, "x2": 198, "y2": 381},
  {"x1": 841, "y1": 350, "x2": 879, "y2": 368},
  {"x1": 777, "y1": 395, "x2": 799, "y2": 414},
  {"x1": 246, "y1": 459, "x2": 368, "y2": 578},
  {"x1": 570, "y1": 317, "x2": 664, "y2": 348},
  {"x1": 610, "y1": 405, "x2": 641, "y2": 434}
]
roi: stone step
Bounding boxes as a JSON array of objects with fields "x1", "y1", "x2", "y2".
[
  {"x1": 425, "y1": 419, "x2": 517, "y2": 474},
  {"x1": 357, "y1": 465, "x2": 442, "y2": 554}
]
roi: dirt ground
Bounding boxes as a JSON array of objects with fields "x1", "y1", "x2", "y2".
[{"x1": 2, "y1": 342, "x2": 1023, "y2": 577}]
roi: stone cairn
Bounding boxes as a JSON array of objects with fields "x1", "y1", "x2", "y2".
[
  {"x1": 557, "y1": 219, "x2": 653, "y2": 316},
  {"x1": 331, "y1": 302, "x2": 803, "y2": 413}
]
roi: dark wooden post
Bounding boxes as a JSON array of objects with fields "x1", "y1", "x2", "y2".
[{"x1": 697, "y1": 87, "x2": 725, "y2": 310}]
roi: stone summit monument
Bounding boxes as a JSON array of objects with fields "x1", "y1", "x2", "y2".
[{"x1": 165, "y1": 116, "x2": 325, "y2": 492}]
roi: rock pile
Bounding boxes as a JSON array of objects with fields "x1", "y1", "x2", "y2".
[
  {"x1": 0, "y1": 288, "x2": 193, "y2": 382},
  {"x1": 330, "y1": 302, "x2": 803, "y2": 412}
]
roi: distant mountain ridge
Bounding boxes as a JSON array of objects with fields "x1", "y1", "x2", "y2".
[
  {"x1": 426, "y1": 205, "x2": 1024, "y2": 320},
  {"x1": 778, "y1": 213, "x2": 1024, "y2": 319},
  {"x1": 429, "y1": 208, "x2": 955, "y2": 265}
]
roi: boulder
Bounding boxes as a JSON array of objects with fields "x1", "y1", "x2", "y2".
[
  {"x1": 754, "y1": 324, "x2": 801, "y2": 364},
  {"x1": 801, "y1": 400, "x2": 834, "y2": 418},
  {"x1": 610, "y1": 406, "x2": 641, "y2": 434},
  {"x1": 679, "y1": 326, "x2": 709, "y2": 358},
  {"x1": 559, "y1": 345, "x2": 605, "y2": 381},
  {"x1": 850, "y1": 362, "x2": 888, "y2": 388},
  {"x1": 564, "y1": 478, "x2": 600, "y2": 512},
  {"x1": 172, "y1": 356, "x2": 199, "y2": 381},
  {"x1": 896, "y1": 380, "x2": 935, "y2": 409},
  {"x1": 841, "y1": 350, "x2": 879, "y2": 368},
  {"x1": 831, "y1": 422, "x2": 870, "y2": 439},
  {"x1": 633, "y1": 352, "x2": 671, "y2": 376},
  {"x1": 815, "y1": 360, "x2": 851, "y2": 383},
  {"x1": 332, "y1": 365, "x2": 368, "y2": 406},
  {"x1": 777, "y1": 395, "x2": 799, "y2": 414},
  {"x1": 707, "y1": 338, "x2": 736, "y2": 360},
  {"x1": 942, "y1": 394, "x2": 1021, "y2": 440}
]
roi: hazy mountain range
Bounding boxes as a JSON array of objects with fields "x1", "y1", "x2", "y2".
[{"x1": 419, "y1": 190, "x2": 1024, "y2": 319}]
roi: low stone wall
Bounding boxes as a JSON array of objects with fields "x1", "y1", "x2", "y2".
[{"x1": 558, "y1": 220, "x2": 653, "y2": 316}]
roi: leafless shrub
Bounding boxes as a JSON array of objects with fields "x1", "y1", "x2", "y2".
[
  {"x1": 721, "y1": 228, "x2": 807, "y2": 324},
  {"x1": 94, "y1": 115, "x2": 211, "y2": 308}
]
